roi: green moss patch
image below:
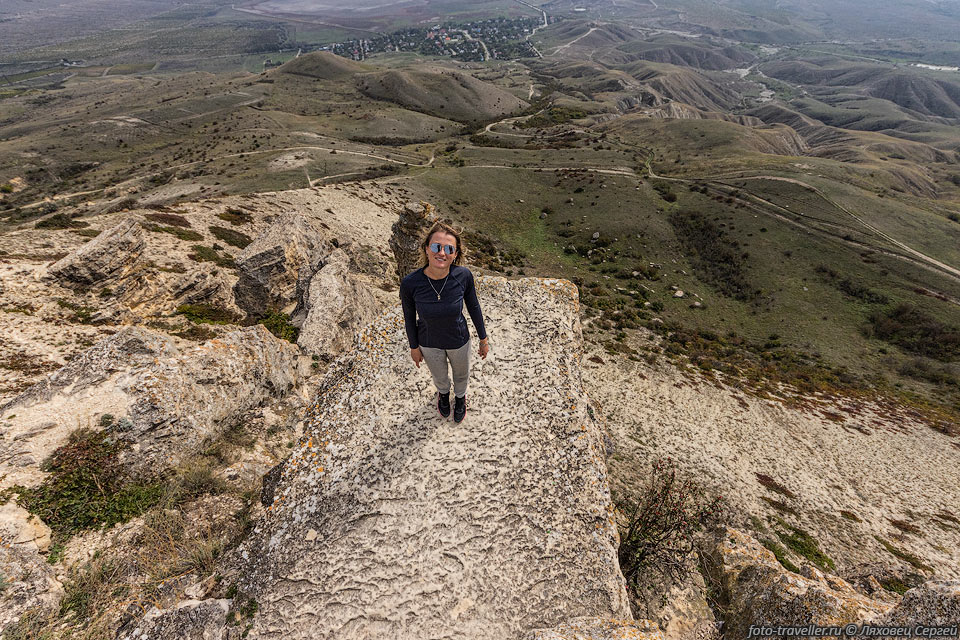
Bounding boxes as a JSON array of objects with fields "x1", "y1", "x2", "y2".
[
  {"x1": 189, "y1": 245, "x2": 236, "y2": 268},
  {"x1": 176, "y1": 303, "x2": 239, "y2": 325},
  {"x1": 13, "y1": 429, "x2": 164, "y2": 539},
  {"x1": 143, "y1": 222, "x2": 203, "y2": 242},
  {"x1": 209, "y1": 225, "x2": 252, "y2": 249},
  {"x1": 874, "y1": 535, "x2": 934, "y2": 572},
  {"x1": 775, "y1": 523, "x2": 835, "y2": 571},
  {"x1": 761, "y1": 538, "x2": 801, "y2": 573},
  {"x1": 259, "y1": 311, "x2": 299, "y2": 343}
]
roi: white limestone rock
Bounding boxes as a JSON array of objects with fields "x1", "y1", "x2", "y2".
[
  {"x1": 225, "y1": 276, "x2": 632, "y2": 639},
  {"x1": 292, "y1": 248, "x2": 384, "y2": 361},
  {"x1": 0, "y1": 325, "x2": 306, "y2": 486}
]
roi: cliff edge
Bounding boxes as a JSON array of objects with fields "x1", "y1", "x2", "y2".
[{"x1": 224, "y1": 276, "x2": 635, "y2": 638}]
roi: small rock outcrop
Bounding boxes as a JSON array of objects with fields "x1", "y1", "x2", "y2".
[
  {"x1": 233, "y1": 215, "x2": 332, "y2": 318},
  {"x1": 879, "y1": 580, "x2": 960, "y2": 625},
  {"x1": 389, "y1": 201, "x2": 437, "y2": 283},
  {"x1": 291, "y1": 248, "x2": 383, "y2": 360},
  {"x1": 106, "y1": 261, "x2": 238, "y2": 323},
  {"x1": 0, "y1": 505, "x2": 62, "y2": 636},
  {"x1": 0, "y1": 542, "x2": 64, "y2": 635},
  {"x1": 117, "y1": 599, "x2": 233, "y2": 640},
  {"x1": 0, "y1": 502, "x2": 52, "y2": 553},
  {"x1": 223, "y1": 276, "x2": 634, "y2": 639},
  {"x1": 47, "y1": 218, "x2": 146, "y2": 285},
  {"x1": 702, "y1": 528, "x2": 892, "y2": 636},
  {"x1": 1, "y1": 325, "x2": 305, "y2": 485},
  {"x1": 631, "y1": 554, "x2": 719, "y2": 640},
  {"x1": 524, "y1": 617, "x2": 665, "y2": 639}
]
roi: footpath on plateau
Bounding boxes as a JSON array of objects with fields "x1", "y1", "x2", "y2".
[{"x1": 213, "y1": 275, "x2": 649, "y2": 639}]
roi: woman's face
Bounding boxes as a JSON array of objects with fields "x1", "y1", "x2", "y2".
[{"x1": 427, "y1": 231, "x2": 458, "y2": 271}]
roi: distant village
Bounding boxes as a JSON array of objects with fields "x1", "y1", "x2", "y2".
[{"x1": 324, "y1": 16, "x2": 550, "y2": 62}]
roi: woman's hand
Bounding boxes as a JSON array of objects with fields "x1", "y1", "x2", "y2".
[
  {"x1": 479, "y1": 339, "x2": 489, "y2": 360},
  {"x1": 411, "y1": 347, "x2": 423, "y2": 368}
]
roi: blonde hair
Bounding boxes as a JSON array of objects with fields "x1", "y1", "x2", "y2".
[{"x1": 418, "y1": 221, "x2": 465, "y2": 269}]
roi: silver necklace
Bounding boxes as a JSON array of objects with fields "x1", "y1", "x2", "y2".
[{"x1": 425, "y1": 269, "x2": 448, "y2": 300}]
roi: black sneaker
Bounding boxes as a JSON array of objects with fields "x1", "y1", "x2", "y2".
[
  {"x1": 454, "y1": 395, "x2": 466, "y2": 423},
  {"x1": 437, "y1": 391, "x2": 451, "y2": 418}
]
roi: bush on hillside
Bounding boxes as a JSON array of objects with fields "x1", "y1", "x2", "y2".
[
  {"x1": 616, "y1": 457, "x2": 724, "y2": 588},
  {"x1": 668, "y1": 209, "x2": 755, "y2": 300},
  {"x1": 867, "y1": 303, "x2": 960, "y2": 361}
]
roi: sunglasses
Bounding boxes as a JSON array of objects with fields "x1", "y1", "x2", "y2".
[{"x1": 429, "y1": 242, "x2": 457, "y2": 255}]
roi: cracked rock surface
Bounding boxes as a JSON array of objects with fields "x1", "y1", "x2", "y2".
[
  {"x1": 227, "y1": 276, "x2": 633, "y2": 639},
  {"x1": 0, "y1": 325, "x2": 305, "y2": 486}
]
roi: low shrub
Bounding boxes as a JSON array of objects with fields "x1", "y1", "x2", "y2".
[
  {"x1": 217, "y1": 208, "x2": 253, "y2": 225},
  {"x1": 144, "y1": 212, "x2": 191, "y2": 228},
  {"x1": 210, "y1": 225, "x2": 252, "y2": 249},
  {"x1": 13, "y1": 429, "x2": 165, "y2": 539},
  {"x1": 616, "y1": 457, "x2": 724, "y2": 588},
  {"x1": 176, "y1": 303, "x2": 238, "y2": 325},
  {"x1": 260, "y1": 311, "x2": 299, "y2": 343},
  {"x1": 35, "y1": 213, "x2": 88, "y2": 230},
  {"x1": 188, "y1": 245, "x2": 236, "y2": 268},
  {"x1": 143, "y1": 222, "x2": 203, "y2": 242},
  {"x1": 867, "y1": 304, "x2": 960, "y2": 361}
]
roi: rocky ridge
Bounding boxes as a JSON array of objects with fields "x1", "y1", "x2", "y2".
[{"x1": 0, "y1": 182, "x2": 958, "y2": 638}]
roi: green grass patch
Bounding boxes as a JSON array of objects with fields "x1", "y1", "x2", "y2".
[
  {"x1": 761, "y1": 538, "x2": 801, "y2": 573},
  {"x1": 210, "y1": 225, "x2": 253, "y2": 249},
  {"x1": 775, "y1": 523, "x2": 835, "y2": 571},
  {"x1": 189, "y1": 245, "x2": 236, "y2": 268},
  {"x1": 259, "y1": 311, "x2": 299, "y2": 343},
  {"x1": 176, "y1": 303, "x2": 238, "y2": 325},
  {"x1": 143, "y1": 222, "x2": 203, "y2": 242},
  {"x1": 12, "y1": 429, "x2": 165, "y2": 539}
]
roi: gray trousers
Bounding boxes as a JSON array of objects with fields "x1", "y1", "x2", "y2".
[{"x1": 420, "y1": 338, "x2": 471, "y2": 398}]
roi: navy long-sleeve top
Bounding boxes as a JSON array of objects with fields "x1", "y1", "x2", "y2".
[{"x1": 400, "y1": 265, "x2": 487, "y2": 350}]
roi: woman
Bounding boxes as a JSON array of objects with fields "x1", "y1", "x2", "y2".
[{"x1": 399, "y1": 221, "x2": 489, "y2": 423}]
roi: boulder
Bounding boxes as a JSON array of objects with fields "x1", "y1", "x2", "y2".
[
  {"x1": 107, "y1": 261, "x2": 239, "y2": 323},
  {"x1": 0, "y1": 542, "x2": 64, "y2": 635},
  {"x1": 701, "y1": 528, "x2": 892, "y2": 638},
  {"x1": 879, "y1": 580, "x2": 960, "y2": 625},
  {"x1": 233, "y1": 215, "x2": 333, "y2": 318},
  {"x1": 225, "y1": 276, "x2": 633, "y2": 639},
  {"x1": 116, "y1": 599, "x2": 233, "y2": 640},
  {"x1": 631, "y1": 554, "x2": 719, "y2": 640},
  {"x1": 291, "y1": 248, "x2": 383, "y2": 360},
  {"x1": 0, "y1": 502, "x2": 52, "y2": 553},
  {"x1": 47, "y1": 218, "x2": 146, "y2": 285},
  {"x1": 389, "y1": 201, "x2": 437, "y2": 283},
  {"x1": 1, "y1": 325, "x2": 305, "y2": 485}
]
